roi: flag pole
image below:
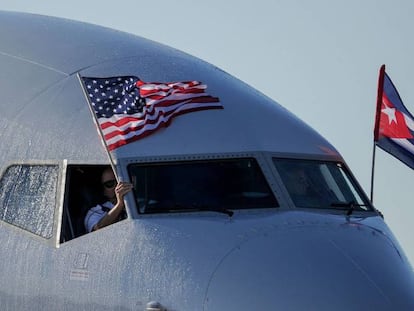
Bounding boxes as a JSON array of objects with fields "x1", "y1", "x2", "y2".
[
  {"x1": 76, "y1": 73, "x2": 119, "y2": 182},
  {"x1": 370, "y1": 64, "x2": 386, "y2": 203},
  {"x1": 370, "y1": 142, "x2": 376, "y2": 203}
]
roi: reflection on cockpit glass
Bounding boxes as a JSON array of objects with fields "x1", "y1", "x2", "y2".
[
  {"x1": 128, "y1": 158, "x2": 278, "y2": 214},
  {"x1": 273, "y1": 158, "x2": 372, "y2": 211}
]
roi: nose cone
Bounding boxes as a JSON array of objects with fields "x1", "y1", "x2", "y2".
[{"x1": 203, "y1": 221, "x2": 414, "y2": 311}]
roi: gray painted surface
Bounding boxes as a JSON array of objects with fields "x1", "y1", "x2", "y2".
[{"x1": 0, "y1": 11, "x2": 413, "y2": 311}]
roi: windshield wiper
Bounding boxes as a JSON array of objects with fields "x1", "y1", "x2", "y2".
[
  {"x1": 330, "y1": 201, "x2": 369, "y2": 216},
  {"x1": 174, "y1": 203, "x2": 234, "y2": 217}
]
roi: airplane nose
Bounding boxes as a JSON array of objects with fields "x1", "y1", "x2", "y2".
[{"x1": 203, "y1": 221, "x2": 414, "y2": 311}]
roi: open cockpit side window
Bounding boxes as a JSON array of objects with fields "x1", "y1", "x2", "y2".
[
  {"x1": 60, "y1": 165, "x2": 110, "y2": 243},
  {"x1": 128, "y1": 158, "x2": 279, "y2": 214}
]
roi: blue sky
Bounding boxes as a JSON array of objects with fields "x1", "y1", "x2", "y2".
[{"x1": 1, "y1": 0, "x2": 413, "y2": 264}]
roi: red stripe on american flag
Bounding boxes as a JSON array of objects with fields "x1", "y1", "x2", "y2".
[
  {"x1": 99, "y1": 96, "x2": 219, "y2": 130},
  {"x1": 83, "y1": 77, "x2": 223, "y2": 151},
  {"x1": 137, "y1": 81, "x2": 206, "y2": 97},
  {"x1": 102, "y1": 102, "x2": 222, "y2": 140},
  {"x1": 105, "y1": 105, "x2": 223, "y2": 150}
]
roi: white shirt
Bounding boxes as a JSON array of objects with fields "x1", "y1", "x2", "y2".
[{"x1": 84, "y1": 201, "x2": 114, "y2": 233}]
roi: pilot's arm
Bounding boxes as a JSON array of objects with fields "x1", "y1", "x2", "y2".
[{"x1": 93, "y1": 182, "x2": 133, "y2": 231}]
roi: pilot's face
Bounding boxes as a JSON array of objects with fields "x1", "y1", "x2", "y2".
[
  {"x1": 101, "y1": 169, "x2": 116, "y2": 201},
  {"x1": 290, "y1": 169, "x2": 310, "y2": 195}
]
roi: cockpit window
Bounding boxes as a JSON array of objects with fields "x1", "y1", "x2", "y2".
[
  {"x1": 128, "y1": 158, "x2": 278, "y2": 214},
  {"x1": 273, "y1": 158, "x2": 372, "y2": 211},
  {"x1": 0, "y1": 165, "x2": 58, "y2": 238}
]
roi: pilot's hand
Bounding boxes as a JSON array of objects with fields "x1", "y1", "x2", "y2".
[{"x1": 115, "y1": 182, "x2": 133, "y2": 203}]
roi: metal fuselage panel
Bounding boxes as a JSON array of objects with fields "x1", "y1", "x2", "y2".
[
  {"x1": 0, "y1": 211, "x2": 413, "y2": 310},
  {"x1": 0, "y1": 11, "x2": 413, "y2": 311},
  {"x1": 0, "y1": 11, "x2": 336, "y2": 166}
]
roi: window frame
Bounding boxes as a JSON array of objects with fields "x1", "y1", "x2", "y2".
[
  {"x1": 59, "y1": 164, "x2": 124, "y2": 243},
  {"x1": 0, "y1": 161, "x2": 65, "y2": 246},
  {"x1": 271, "y1": 156, "x2": 375, "y2": 213},
  {"x1": 119, "y1": 153, "x2": 280, "y2": 216}
]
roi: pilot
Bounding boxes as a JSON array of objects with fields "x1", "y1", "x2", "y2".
[
  {"x1": 286, "y1": 167, "x2": 322, "y2": 207},
  {"x1": 84, "y1": 167, "x2": 133, "y2": 232}
]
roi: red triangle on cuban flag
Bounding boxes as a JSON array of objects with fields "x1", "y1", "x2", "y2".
[
  {"x1": 374, "y1": 65, "x2": 414, "y2": 170},
  {"x1": 379, "y1": 92, "x2": 413, "y2": 139}
]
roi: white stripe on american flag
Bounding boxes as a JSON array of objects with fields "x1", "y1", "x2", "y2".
[
  {"x1": 101, "y1": 101, "x2": 191, "y2": 134},
  {"x1": 99, "y1": 93, "x2": 219, "y2": 133},
  {"x1": 102, "y1": 101, "x2": 222, "y2": 150},
  {"x1": 100, "y1": 99, "x2": 219, "y2": 135},
  {"x1": 82, "y1": 76, "x2": 222, "y2": 150}
]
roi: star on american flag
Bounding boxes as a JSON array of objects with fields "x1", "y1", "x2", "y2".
[{"x1": 81, "y1": 76, "x2": 222, "y2": 151}]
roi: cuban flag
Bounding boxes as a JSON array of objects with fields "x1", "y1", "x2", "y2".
[{"x1": 374, "y1": 65, "x2": 414, "y2": 169}]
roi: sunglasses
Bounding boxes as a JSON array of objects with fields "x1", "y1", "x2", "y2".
[{"x1": 102, "y1": 179, "x2": 117, "y2": 189}]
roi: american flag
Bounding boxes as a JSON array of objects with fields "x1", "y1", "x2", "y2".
[
  {"x1": 374, "y1": 65, "x2": 414, "y2": 170},
  {"x1": 81, "y1": 76, "x2": 222, "y2": 151}
]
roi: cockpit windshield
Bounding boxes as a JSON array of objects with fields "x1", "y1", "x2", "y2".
[
  {"x1": 128, "y1": 158, "x2": 278, "y2": 214},
  {"x1": 273, "y1": 158, "x2": 372, "y2": 212}
]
